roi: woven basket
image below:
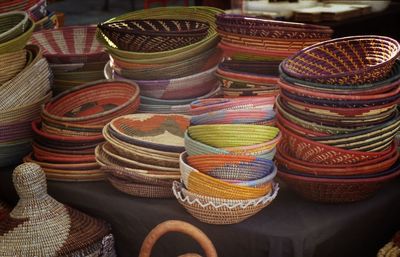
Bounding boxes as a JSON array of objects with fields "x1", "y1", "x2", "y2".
[
  {"x1": 276, "y1": 139, "x2": 399, "y2": 176},
  {"x1": 0, "y1": 163, "x2": 115, "y2": 255},
  {"x1": 0, "y1": 0, "x2": 38, "y2": 13},
  {"x1": 30, "y1": 25, "x2": 107, "y2": 64},
  {"x1": 281, "y1": 35, "x2": 400, "y2": 85},
  {"x1": 180, "y1": 152, "x2": 273, "y2": 200},
  {"x1": 173, "y1": 181, "x2": 279, "y2": 224},
  {"x1": 0, "y1": 11, "x2": 29, "y2": 44},
  {"x1": 216, "y1": 14, "x2": 333, "y2": 38},
  {"x1": 97, "y1": 6, "x2": 223, "y2": 60},
  {"x1": 112, "y1": 47, "x2": 222, "y2": 80},
  {"x1": 277, "y1": 121, "x2": 394, "y2": 165},
  {"x1": 378, "y1": 231, "x2": 400, "y2": 257},
  {"x1": 42, "y1": 80, "x2": 140, "y2": 126},
  {"x1": 278, "y1": 160, "x2": 400, "y2": 203},
  {"x1": 190, "y1": 108, "x2": 276, "y2": 126},
  {"x1": 109, "y1": 113, "x2": 190, "y2": 153},
  {"x1": 27, "y1": 0, "x2": 47, "y2": 22},
  {"x1": 0, "y1": 48, "x2": 26, "y2": 84},
  {"x1": 0, "y1": 45, "x2": 51, "y2": 111},
  {"x1": 98, "y1": 19, "x2": 209, "y2": 52},
  {"x1": 187, "y1": 124, "x2": 280, "y2": 148},
  {"x1": 0, "y1": 17, "x2": 33, "y2": 54}
]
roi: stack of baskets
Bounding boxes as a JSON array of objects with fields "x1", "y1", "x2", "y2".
[
  {"x1": 96, "y1": 114, "x2": 190, "y2": 198},
  {"x1": 30, "y1": 25, "x2": 108, "y2": 94},
  {"x1": 0, "y1": 12, "x2": 52, "y2": 167},
  {"x1": 216, "y1": 14, "x2": 333, "y2": 98},
  {"x1": 98, "y1": 7, "x2": 224, "y2": 115},
  {"x1": 276, "y1": 35, "x2": 400, "y2": 203},
  {"x1": 25, "y1": 80, "x2": 140, "y2": 181},
  {"x1": 0, "y1": 0, "x2": 57, "y2": 31},
  {"x1": 173, "y1": 96, "x2": 281, "y2": 224}
]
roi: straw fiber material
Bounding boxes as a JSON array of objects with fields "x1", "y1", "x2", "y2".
[
  {"x1": 0, "y1": 11, "x2": 29, "y2": 44},
  {"x1": 0, "y1": 17, "x2": 33, "y2": 55},
  {"x1": 0, "y1": 48, "x2": 26, "y2": 84},
  {"x1": 0, "y1": 163, "x2": 116, "y2": 256}
]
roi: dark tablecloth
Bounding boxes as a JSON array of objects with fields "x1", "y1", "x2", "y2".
[{"x1": 0, "y1": 168, "x2": 399, "y2": 257}]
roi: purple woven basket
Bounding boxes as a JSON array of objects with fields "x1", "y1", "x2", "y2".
[{"x1": 281, "y1": 35, "x2": 400, "y2": 85}]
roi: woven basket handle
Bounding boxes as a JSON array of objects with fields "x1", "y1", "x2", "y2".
[{"x1": 138, "y1": 220, "x2": 217, "y2": 257}]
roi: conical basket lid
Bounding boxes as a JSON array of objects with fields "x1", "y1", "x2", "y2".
[{"x1": 0, "y1": 163, "x2": 112, "y2": 256}]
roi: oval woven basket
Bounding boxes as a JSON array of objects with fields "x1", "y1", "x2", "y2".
[
  {"x1": 42, "y1": 80, "x2": 140, "y2": 126},
  {"x1": 29, "y1": 25, "x2": 107, "y2": 64},
  {"x1": 281, "y1": 35, "x2": 400, "y2": 85},
  {"x1": 0, "y1": 11, "x2": 29, "y2": 44},
  {"x1": 173, "y1": 181, "x2": 279, "y2": 224},
  {"x1": 278, "y1": 160, "x2": 400, "y2": 203},
  {"x1": 98, "y1": 19, "x2": 209, "y2": 52},
  {"x1": 97, "y1": 6, "x2": 223, "y2": 60}
]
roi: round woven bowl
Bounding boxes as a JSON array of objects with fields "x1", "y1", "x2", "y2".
[
  {"x1": 216, "y1": 14, "x2": 333, "y2": 38},
  {"x1": 278, "y1": 160, "x2": 400, "y2": 203},
  {"x1": 190, "y1": 96, "x2": 275, "y2": 115},
  {"x1": 29, "y1": 25, "x2": 108, "y2": 64},
  {"x1": 218, "y1": 42, "x2": 292, "y2": 60},
  {"x1": 179, "y1": 152, "x2": 273, "y2": 200},
  {"x1": 0, "y1": 11, "x2": 29, "y2": 44},
  {"x1": 0, "y1": 17, "x2": 33, "y2": 55},
  {"x1": 98, "y1": 19, "x2": 209, "y2": 52},
  {"x1": 190, "y1": 108, "x2": 276, "y2": 126},
  {"x1": 276, "y1": 139, "x2": 399, "y2": 176},
  {"x1": 184, "y1": 131, "x2": 279, "y2": 160},
  {"x1": 187, "y1": 124, "x2": 280, "y2": 148},
  {"x1": 42, "y1": 80, "x2": 140, "y2": 126},
  {"x1": 111, "y1": 47, "x2": 222, "y2": 80},
  {"x1": 187, "y1": 154, "x2": 275, "y2": 181},
  {"x1": 173, "y1": 181, "x2": 279, "y2": 224},
  {"x1": 109, "y1": 63, "x2": 219, "y2": 100},
  {"x1": 281, "y1": 35, "x2": 400, "y2": 85},
  {"x1": 109, "y1": 113, "x2": 190, "y2": 153},
  {"x1": 277, "y1": 121, "x2": 393, "y2": 165},
  {"x1": 97, "y1": 6, "x2": 223, "y2": 61}
]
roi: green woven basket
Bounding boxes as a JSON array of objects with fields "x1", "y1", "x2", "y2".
[
  {"x1": 97, "y1": 6, "x2": 223, "y2": 61},
  {"x1": 0, "y1": 11, "x2": 29, "y2": 44},
  {"x1": 0, "y1": 17, "x2": 33, "y2": 55}
]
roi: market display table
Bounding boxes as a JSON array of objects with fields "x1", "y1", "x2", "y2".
[{"x1": 0, "y1": 168, "x2": 399, "y2": 257}]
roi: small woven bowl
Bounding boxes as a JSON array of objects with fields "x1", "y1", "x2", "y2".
[
  {"x1": 180, "y1": 152, "x2": 273, "y2": 200},
  {"x1": 173, "y1": 181, "x2": 279, "y2": 224},
  {"x1": 281, "y1": 35, "x2": 400, "y2": 85},
  {"x1": 29, "y1": 25, "x2": 108, "y2": 64},
  {"x1": 98, "y1": 19, "x2": 209, "y2": 52},
  {"x1": 42, "y1": 80, "x2": 140, "y2": 126},
  {"x1": 187, "y1": 154, "x2": 275, "y2": 181},
  {"x1": 190, "y1": 96, "x2": 275, "y2": 115},
  {"x1": 278, "y1": 160, "x2": 400, "y2": 203},
  {"x1": 277, "y1": 121, "x2": 394, "y2": 165},
  {"x1": 276, "y1": 139, "x2": 399, "y2": 176},
  {"x1": 0, "y1": 11, "x2": 29, "y2": 44},
  {"x1": 187, "y1": 124, "x2": 280, "y2": 148},
  {"x1": 0, "y1": 17, "x2": 33, "y2": 54}
]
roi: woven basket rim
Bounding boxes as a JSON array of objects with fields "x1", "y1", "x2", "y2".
[
  {"x1": 0, "y1": 16, "x2": 34, "y2": 53},
  {"x1": 281, "y1": 35, "x2": 400, "y2": 82},
  {"x1": 0, "y1": 11, "x2": 29, "y2": 41}
]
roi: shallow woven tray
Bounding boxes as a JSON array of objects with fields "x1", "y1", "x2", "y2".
[{"x1": 98, "y1": 19, "x2": 209, "y2": 52}]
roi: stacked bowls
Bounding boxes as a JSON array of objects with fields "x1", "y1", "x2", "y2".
[
  {"x1": 96, "y1": 114, "x2": 190, "y2": 198},
  {"x1": 215, "y1": 14, "x2": 333, "y2": 98},
  {"x1": 173, "y1": 96, "x2": 281, "y2": 224},
  {"x1": 0, "y1": 12, "x2": 51, "y2": 167},
  {"x1": 30, "y1": 25, "x2": 108, "y2": 94},
  {"x1": 98, "y1": 7, "x2": 224, "y2": 115},
  {"x1": 25, "y1": 80, "x2": 140, "y2": 181},
  {"x1": 276, "y1": 35, "x2": 400, "y2": 203}
]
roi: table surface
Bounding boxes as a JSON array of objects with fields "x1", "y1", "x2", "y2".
[{"x1": 0, "y1": 167, "x2": 399, "y2": 257}]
